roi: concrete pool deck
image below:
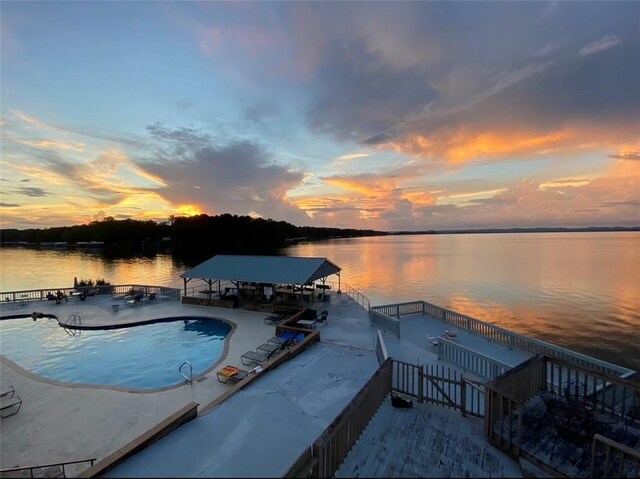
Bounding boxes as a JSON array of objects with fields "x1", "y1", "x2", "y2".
[{"x1": 0, "y1": 296, "x2": 307, "y2": 472}]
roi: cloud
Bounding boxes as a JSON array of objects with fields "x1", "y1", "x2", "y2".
[
  {"x1": 610, "y1": 150, "x2": 640, "y2": 161},
  {"x1": 17, "y1": 186, "x2": 48, "y2": 197},
  {"x1": 137, "y1": 124, "x2": 311, "y2": 224},
  {"x1": 580, "y1": 35, "x2": 621, "y2": 56},
  {"x1": 335, "y1": 153, "x2": 372, "y2": 161},
  {"x1": 243, "y1": 100, "x2": 280, "y2": 124},
  {"x1": 288, "y1": 2, "x2": 639, "y2": 165},
  {"x1": 6, "y1": 136, "x2": 85, "y2": 152},
  {"x1": 305, "y1": 35, "x2": 437, "y2": 142},
  {"x1": 0, "y1": 202, "x2": 20, "y2": 207}
]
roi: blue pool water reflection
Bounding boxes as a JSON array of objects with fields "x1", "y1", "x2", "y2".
[{"x1": 0, "y1": 317, "x2": 231, "y2": 389}]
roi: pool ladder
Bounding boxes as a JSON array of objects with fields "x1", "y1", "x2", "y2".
[
  {"x1": 63, "y1": 314, "x2": 81, "y2": 336},
  {"x1": 179, "y1": 361, "x2": 193, "y2": 386}
]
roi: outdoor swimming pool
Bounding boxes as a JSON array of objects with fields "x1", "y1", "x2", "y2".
[{"x1": 0, "y1": 316, "x2": 232, "y2": 389}]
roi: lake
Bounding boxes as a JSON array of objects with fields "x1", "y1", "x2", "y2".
[{"x1": 1, "y1": 232, "x2": 638, "y2": 370}]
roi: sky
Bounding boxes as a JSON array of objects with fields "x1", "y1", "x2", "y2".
[{"x1": 1, "y1": 1, "x2": 639, "y2": 231}]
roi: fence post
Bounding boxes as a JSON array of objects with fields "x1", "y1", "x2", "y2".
[
  {"x1": 396, "y1": 305, "x2": 400, "y2": 318},
  {"x1": 418, "y1": 365, "x2": 424, "y2": 403},
  {"x1": 460, "y1": 374, "x2": 467, "y2": 417}
]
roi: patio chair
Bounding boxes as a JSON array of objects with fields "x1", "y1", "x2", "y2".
[
  {"x1": 216, "y1": 365, "x2": 249, "y2": 384},
  {"x1": 426, "y1": 335, "x2": 439, "y2": 348},
  {"x1": 315, "y1": 310, "x2": 329, "y2": 328}
]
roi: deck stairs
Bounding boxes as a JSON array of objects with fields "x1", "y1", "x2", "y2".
[{"x1": 334, "y1": 394, "x2": 523, "y2": 478}]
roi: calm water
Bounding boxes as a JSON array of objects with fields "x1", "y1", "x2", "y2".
[
  {"x1": 0, "y1": 317, "x2": 231, "y2": 388},
  {"x1": 1, "y1": 232, "x2": 638, "y2": 370}
]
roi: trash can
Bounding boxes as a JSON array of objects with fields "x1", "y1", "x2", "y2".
[
  {"x1": 323, "y1": 293, "x2": 331, "y2": 302},
  {"x1": 111, "y1": 304, "x2": 120, "y2": 313}
]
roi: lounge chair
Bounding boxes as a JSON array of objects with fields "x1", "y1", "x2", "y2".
[
  {"x1": 263, "y1": 314, "x2": 283, "y2": 325},
  {"x1": 241, "y1": 350, "x2": 271, "y2": 367},
  {"x1": 216, "y1": 365, "x2": 249, "y2": 384},
  {"x1": 1, "y1": 386, "x2": 15, "y2": 398},
  {"x1": 257, "y1": 342, "x2": 281, "y2": 354},
  {"x1": 267, "y1": 331, "x2": 296, "y2": 346}
]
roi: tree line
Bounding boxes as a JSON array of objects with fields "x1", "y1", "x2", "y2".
[{"x1": 0, "y1": 214, "x2": 387, "y2": 258}]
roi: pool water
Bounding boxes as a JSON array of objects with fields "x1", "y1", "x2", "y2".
[{"x1": 0, "y1": 317, "x2": 231, "y2": 389}]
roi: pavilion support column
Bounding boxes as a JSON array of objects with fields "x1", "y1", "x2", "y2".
[
  {"x1": 337, "y1": 272, "x2": 341, "y2": 294},
  {"x1": 183, "y1": 278, "x2": 189, "y2": 296}
]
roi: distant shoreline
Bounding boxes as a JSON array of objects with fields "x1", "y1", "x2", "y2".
[{"x1": 387, "y1": 226, "x2": 640, "y2": 236}]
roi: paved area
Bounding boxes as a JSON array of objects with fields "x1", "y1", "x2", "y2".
[{"x1": 388, "y1": 313, "x2": 533, "y2": 368}]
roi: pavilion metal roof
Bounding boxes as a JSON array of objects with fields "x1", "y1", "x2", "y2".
[{"x1": 179, "y1": 255, "x2": 341, "y2": 285}]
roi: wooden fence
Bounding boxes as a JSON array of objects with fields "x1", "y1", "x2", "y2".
[
  {"x1": 591, "y1": 434, "x2": 640, "y2": 478},
  {"x1": 371, "y1": 300, "x2": 633, "y2": 378},
  {"x1": 391, "y1": 359, "x2": 486, "y2": 418},
  {"x1": 0, "y1": 284, "x2": 181, "y2": 305},
  {"x1": 437, "y1": 337, "x2": 510, "y2": 380},
  {"x1": 369, "y1": 309, "x2": 401, "y2": 339},
  {"x1": 373, "y1": 300, "x2": 424, "y2": 318}
]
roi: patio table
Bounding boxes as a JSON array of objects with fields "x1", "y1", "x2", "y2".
[{"x1": 297, "y1": 319, "x2": 315, "y2": 329}]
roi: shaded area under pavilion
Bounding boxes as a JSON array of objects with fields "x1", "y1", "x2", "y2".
[{"x1": 179, "y1": 255, "x2": 342, "y2": 307}]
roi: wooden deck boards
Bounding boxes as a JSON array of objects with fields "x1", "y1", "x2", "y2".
[{"x1": 335, "y1": 396, "x2": 522, "y2": 478}]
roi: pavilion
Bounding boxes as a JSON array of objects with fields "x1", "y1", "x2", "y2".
[{"x1": 179, "y1": 255, "x2": 341, "y2": 305}]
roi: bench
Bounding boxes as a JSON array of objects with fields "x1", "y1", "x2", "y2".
[{"x1": 1, "y1": 394, "x2": 22, "y2": 418}]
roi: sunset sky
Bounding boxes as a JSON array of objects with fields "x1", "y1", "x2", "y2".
[{"x1": 1, "y1": 1, "x2": 638, "y2": 231}]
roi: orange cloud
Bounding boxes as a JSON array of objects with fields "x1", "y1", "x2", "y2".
[
  {"x1": 401, "y1": 190, "x2": 436, "y2": 206},
  {"x1": 376, "y1": 121, "x2": 639, "y2": 166},
  {"x1": 323, "y1": 177, "x2": 383, "y2": 196},
  {"x1": 11, "y1": 137, "x2": 85, "y2": 152},
  {"x1": 380, "y1": 128, "x2": 574, "y2": 163}
]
